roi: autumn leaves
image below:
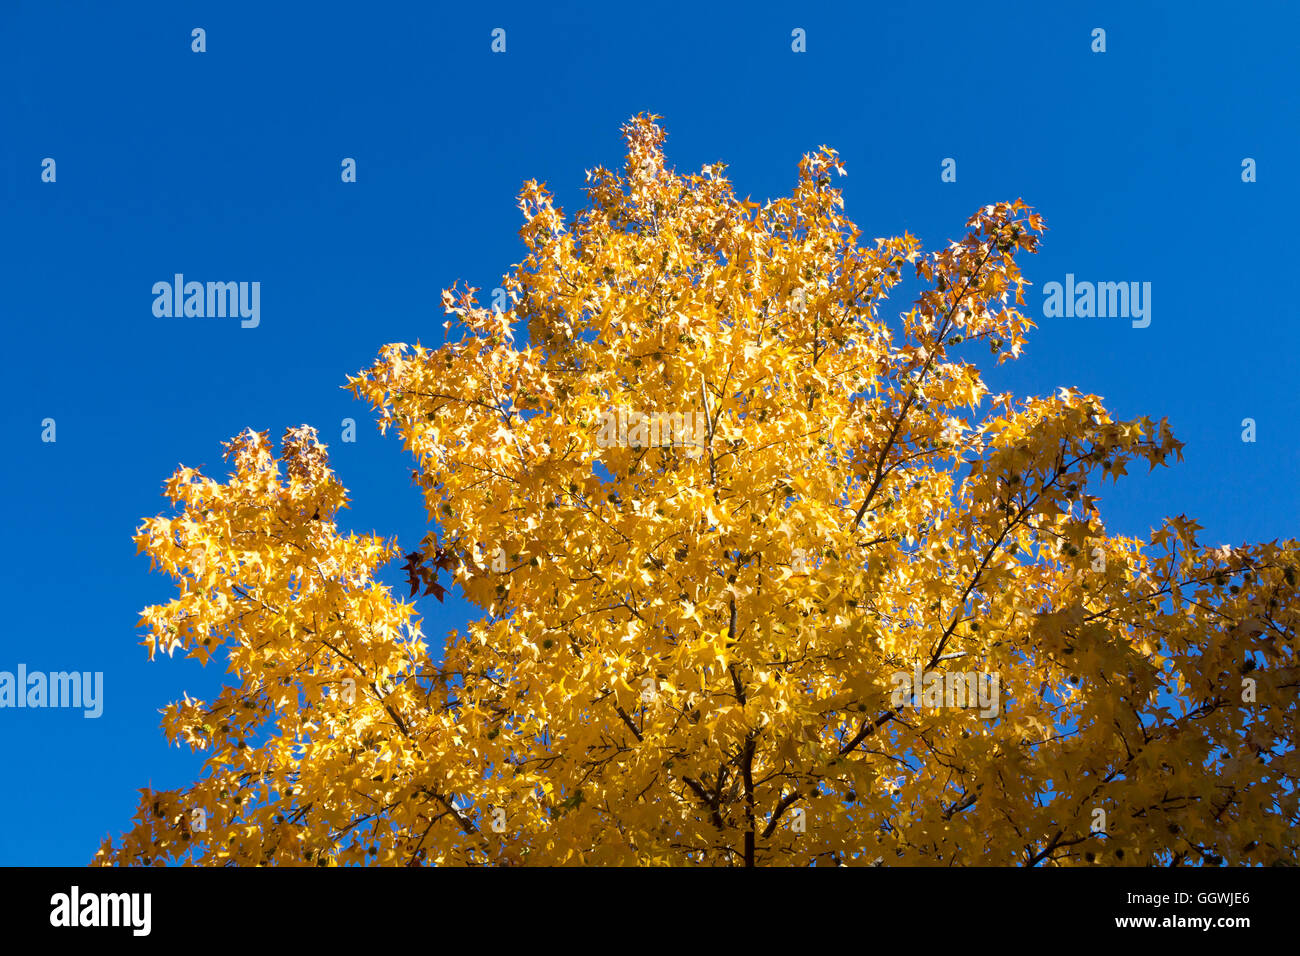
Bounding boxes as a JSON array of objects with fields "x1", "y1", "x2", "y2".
[{"x1": 100, "y1": 115, "x2": 1300, "y2": 866}]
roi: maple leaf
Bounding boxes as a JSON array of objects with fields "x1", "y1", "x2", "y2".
[{"x1": 401, "y1": 551, "x2": 423, "y2": 598}]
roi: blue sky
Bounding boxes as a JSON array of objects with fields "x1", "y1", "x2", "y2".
[{"x1": 0, "y1": 0, "x2": 1296, "y2": 865}]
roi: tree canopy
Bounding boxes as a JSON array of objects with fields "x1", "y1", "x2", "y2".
[{"x1": 97, "y1": 115, "x2": 1299, "y2": 866}]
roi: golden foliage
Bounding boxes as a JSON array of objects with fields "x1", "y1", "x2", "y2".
[{"x1": 98, "y1": 116, "x2": 1299, "y2": 866}]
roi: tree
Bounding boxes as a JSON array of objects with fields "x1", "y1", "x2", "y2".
[{"x1": 96, "y1": 114, "x2": 1299, "y2": 867}]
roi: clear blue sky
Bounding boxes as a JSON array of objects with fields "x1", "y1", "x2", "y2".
[{"x1": 1, "y1": 0, "x2": 1296, "y2": 864}]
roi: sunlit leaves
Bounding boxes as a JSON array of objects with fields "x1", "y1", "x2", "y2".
[{"x1": 101, "y1": 116, "x2": 1299, "y2": 868}]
